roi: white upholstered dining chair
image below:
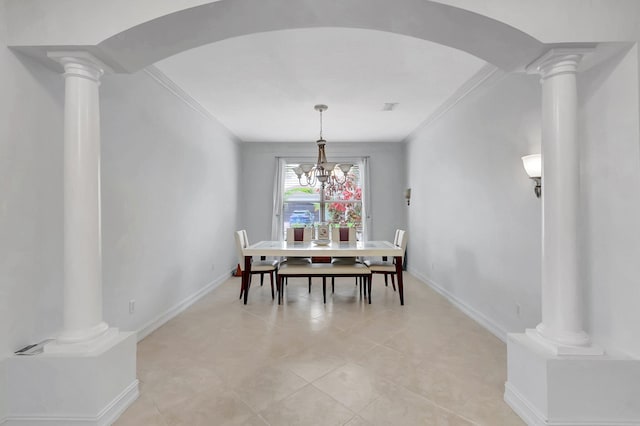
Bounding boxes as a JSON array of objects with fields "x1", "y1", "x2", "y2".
[
  {"x1": 283, "y1": 227, "x2": 313, "y2": 290},
  {"x1": 235, "y1": 230, "x2": 279, "y2": 300},
  {"x1": 284, "y1": 227, "x2": 313, "y2": 263},
  {"x1": 364, "y1": 229, "x2": 407, "y2": 292},
  {"x1": 329, "y1": 226, "x2": 361, "y2": 293},
  {"x1": 330, "y1": 227, "x2": 358, "y2": 264}
]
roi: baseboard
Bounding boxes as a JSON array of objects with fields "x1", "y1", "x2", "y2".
[
  {"x1": 408, "y1": 267, "x2": 508, "y2": 342},
  {"x1": 504, "y1": 381, "x2": 640, "y2": 426},
  {"x1": 504, "y1": 381, "x2": 548, "y2": 426},
  {"x1": 96, "y1": 379, "x2": 139, "y2": 426},
  {"x1": 136, "y1": 273, "x2": 228, "y2": 341},
  {"x1": 1, "y1": 380, "x2": 139, "y2": 426}
]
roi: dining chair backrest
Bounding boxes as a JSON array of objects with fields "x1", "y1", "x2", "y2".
[
  {"x1": 395, "y1": 229, "x2": 408, "y2": 255},
  {"x1": 286, "y1": 227, "x2": 312, "y2": 243},
  {"x1": 331, "y1": 227, "x2": 356, "y2": 242},
  {"x1": 235, "y1": 230, "x2": 247, "y2": 267},
  {"x1": 235, "y1": 229, "x2": 249, "y2": 270},
  {"x1": 393, "y1": 229, "x2": 401, "y2": 246}
]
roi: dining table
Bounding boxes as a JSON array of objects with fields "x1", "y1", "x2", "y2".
[{"x1": 242, "y1": 240, "x2": 405, "y2": 305}]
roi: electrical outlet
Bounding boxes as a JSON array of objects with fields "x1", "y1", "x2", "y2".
[
  {"x1": 516, "y1": 304, "x2": 521, "y2": 317},
  {"x1": 129, "y1": 299, "x2": 135, "y2": 314},
  {"x1": 211, "y1": 263, "x2": 215, "y2": 271}
]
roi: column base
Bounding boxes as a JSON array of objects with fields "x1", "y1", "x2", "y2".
[
  {"x1": 526, "y1": 328, "x2": 604, "y2": 356},
  {"x1": 44, "y1": 326, "x2": 119, "y2": 354},
  {"x1": 56, "y1": 321, "x2": 110, "y2": 345},
  {"x1": 505, "y1": 332, "x2": 640, "y2": 426},
  {"x1": 4, "y1": 331, "x2": 138, "y2": 425}
]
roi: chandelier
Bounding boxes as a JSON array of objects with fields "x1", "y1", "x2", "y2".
[{"x1": 293, "y1": 104, "x2": 353, "y2": 194}]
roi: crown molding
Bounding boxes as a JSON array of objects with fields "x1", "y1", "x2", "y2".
[
  {"x1": 403, "y1": 63, "x2": 505, "y2": 143},
  {"x1": 146, "y1": 62, "x2": 503, "y2": 146},
  {"x1": 143, "y1": 65, "x2": 241, "y2": 143}
]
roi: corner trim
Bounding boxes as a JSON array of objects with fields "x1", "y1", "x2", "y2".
[
  {"x1": 408, "y1": 267, "x2": 507, "y2": 342},
  {"x1": 136, "y1": 273, "x2": 228, "y2": 342},
  {"x1": 504, "y1": 381, "x2": 640, "y2": 426},
  {"x1": 504, "y1": 381, "x2": 547, "y2": 426},
  {"x1": 97, "y1": 379, "x2": 139, "y2": 426}
]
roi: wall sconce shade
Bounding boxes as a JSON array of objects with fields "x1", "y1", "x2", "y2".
[
  {"x1": 522, "y1": 154, "x2": 541, "y2": 178},
  {"x1": 521, "y1": 154, "x2": 541, "y2": 198},
  {"x1": 404, "y1": 188, "x2": 411, "y2": 205}
]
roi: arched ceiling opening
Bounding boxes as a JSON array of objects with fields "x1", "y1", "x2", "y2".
[
  {"x1": 95, "y1": 0, "x2": 545, "y2": 73},
  {"x1": 89, "y1": 0, "x2": 546, "y2": 142},
  {"x1": 8, "y1": 0, "x2": 554, "y2": 143}
]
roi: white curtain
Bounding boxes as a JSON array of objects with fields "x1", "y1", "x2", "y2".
[
  {"x1": 271, "y1": 157, "x2": 286, "y2": 241},
  {"x1": 361, "y1": 156, "x2": 372, "y2": 242}
]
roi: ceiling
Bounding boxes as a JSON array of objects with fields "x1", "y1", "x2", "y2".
[{"x1": 155, "y1": 27, "x2": 486, "y2": 143}]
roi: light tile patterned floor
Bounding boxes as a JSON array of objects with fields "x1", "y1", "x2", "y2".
[{"x1": 115, "y1": 273, "x2": 524, "y2": 426}]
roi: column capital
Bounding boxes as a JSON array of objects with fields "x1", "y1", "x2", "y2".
[
  {"x1": 526, "y1": 47, "x2": 594, "y2": 81},
  {"x1": 47, "y1": 51, "x2": 112, "y2": 83}
]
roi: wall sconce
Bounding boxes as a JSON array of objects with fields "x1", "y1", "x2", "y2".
[
  {"x1": 521, "y1": 154, "x2": 541, "y2": 198},
  {"x1": 404, "y1": 188, "x2": 411, "y2": 205}
]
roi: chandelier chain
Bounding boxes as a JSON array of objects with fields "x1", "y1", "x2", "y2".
[{"x1": 292, "y1": 105, "x2": 354, "y2": 214}]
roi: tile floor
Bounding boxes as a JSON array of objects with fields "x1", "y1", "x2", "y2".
[{"x1": 115, "y1": 273, "x2": 524, "y2": 425}]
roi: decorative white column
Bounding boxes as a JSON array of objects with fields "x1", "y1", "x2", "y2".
[
  {"x1": 505, "y1": 47, "x2": 640, "y2": 426},
  {"x1": 6, "y1": 51, "x2": 138, "y2": 424},
  {"x1": 526, "y1": 48, "x2": 601, "y2": 355},
  {"x1": 46, "y1": 52, "x2": 117, "y2": 352}
]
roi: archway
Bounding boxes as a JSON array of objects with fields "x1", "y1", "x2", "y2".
[{"x1": 12, "y1": 0, "x2": 546, "y2": 72}]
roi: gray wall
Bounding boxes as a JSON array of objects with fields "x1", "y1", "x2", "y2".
[
  {"x1": 240, "y1": 142, "x2": 407, "y2": 244},
  {"x1": 406, "y1": 72, "x2": 543, "y2": 338},
  {"x1": 100, "y1": 70, "x2": 240, "y2": 334}
]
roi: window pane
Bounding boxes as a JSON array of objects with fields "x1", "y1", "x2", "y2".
[
  {"x1": 325, "y1": 167, "x2": 361, "y2": 201},
  {"x1": 283, "y1": 163, "x2": 362, "y2": 237},
  {"x1": 326, "y1": 201, "x2": 362, "y2": 236},
  {"x1": 325, "y1": 167, "x2": 362, "y2": 232},
  {"x1": 283, "y1": 164, "x2": 320, "y2": 229}
]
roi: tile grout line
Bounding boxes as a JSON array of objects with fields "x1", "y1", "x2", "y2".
[{"x1": 118, "y1": 274, "x2": 522, "y2": 425}]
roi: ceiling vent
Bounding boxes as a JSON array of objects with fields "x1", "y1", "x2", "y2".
[{"x1": 382, "y1": 102, "x2": 399, "y2": 111}]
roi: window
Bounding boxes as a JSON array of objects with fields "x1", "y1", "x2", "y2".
[{"x1": 282, "y1": 161, "x2": 364, "y2": 239}]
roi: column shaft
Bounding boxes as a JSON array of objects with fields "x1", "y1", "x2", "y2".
[
  {"x1": 532, "y1": 50, "x2": 591, "y2": 348},
  {"x1": 53, "y1": 55, "x2": 109, "y2": 344}
]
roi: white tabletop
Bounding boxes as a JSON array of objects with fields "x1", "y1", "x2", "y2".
[{"x1": 244, "y1": 240, "x2": 403, "y2": 257}]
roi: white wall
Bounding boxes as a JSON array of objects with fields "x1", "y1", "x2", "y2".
[
  {"x1": 0, "y1": 5, "x2": 64, "y2": 419},
  {"x1": 437, "y1": 0, "x2": 640, "y2": 43},
  {"x1": 579, "y1": 45, "x2": 640, "y2": 358},
  {"x1": 7, "y1": 0, "x2": 640, "y2": 55},
  {"x1": 406, "y1": 47, "x2": 640, "y2": 357},
  {"x1": 0, "y1": 10, "x2": 65, "y2": 360},
  {"x1": 0, "y1": 359, "x2": 4, "y2": 421},
  {"x1": 100, "y1": 71, "x2": 240, "y2": 334},
  {"x1": 405, "y1": 72, "x2": 543, "y2": 338},
  {"x1": 240, "y1": 142, "x2": 407, "y2": 244},
  {"x1": 0, "y1": 9, "x2": 240, "y2": 372},
  {"x1": 4, "y1": 0, "x2": 214, "y2": 45}
]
